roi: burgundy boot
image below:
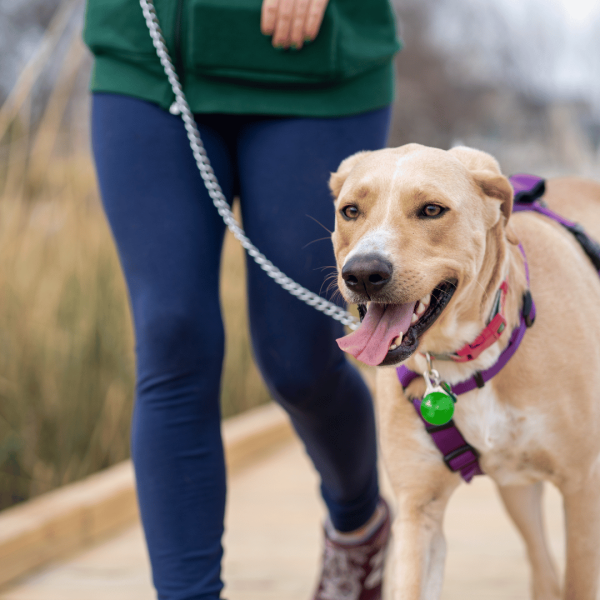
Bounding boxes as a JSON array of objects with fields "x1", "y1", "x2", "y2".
[{"x1": 312, "y1": 499, "x2": 391, "y2": 600}]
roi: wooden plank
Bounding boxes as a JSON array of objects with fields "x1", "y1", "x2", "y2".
[{"x1": 0, "y1": 403, "x2": 292, "y2": 589}]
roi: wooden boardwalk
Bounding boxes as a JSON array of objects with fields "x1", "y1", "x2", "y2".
[{"x1": 0, "y1": 436, "x2": 565, "y2": 600}]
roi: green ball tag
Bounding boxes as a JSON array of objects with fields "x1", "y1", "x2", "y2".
[{"x1": 421, "y1": 391, "x2": 455, "y2": 425}]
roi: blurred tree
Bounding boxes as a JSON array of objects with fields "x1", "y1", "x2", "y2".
[
  {"x1": 0, "y1": 0, "x2": 63, "y2": 100},
  {"x1": 390, "y1": 0, "x2": 599, "y2": 174}
]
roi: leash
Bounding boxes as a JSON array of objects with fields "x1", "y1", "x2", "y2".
[{"x1": 138, "y1": 0, "x2": 360, "y2": 331}]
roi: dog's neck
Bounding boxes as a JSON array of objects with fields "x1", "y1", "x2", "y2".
[{"x1": 403, "y1": 223, "x2": 529, "y2": 385}]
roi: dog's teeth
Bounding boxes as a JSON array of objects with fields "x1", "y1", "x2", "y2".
[
  {"x1": 416, "y1": 302, "x2": 426, "y2": 315},
  {"x1": 389, "y1": 332, "x2": 404, "y2": 351},
  {"x1": 422, "y1": 294, "x2": 431, "y2": 306},
  {"x1": 411, "y1": 312, "x2": 418, "y2": 324}
]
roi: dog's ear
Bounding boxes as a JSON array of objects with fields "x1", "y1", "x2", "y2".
[
  {"x1": 449, "y1": 146, "x2": 513, "y2": 224},
  {"x1": 471, "y1": 170, "x2": 514, "y2": 224},
  {"x1": 329, "y1": 151, "x2": 372, "y2": 199}
]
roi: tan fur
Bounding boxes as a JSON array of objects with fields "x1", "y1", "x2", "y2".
[{"x1": 330, "y1": 144, "x2": 600, "y2": 599}]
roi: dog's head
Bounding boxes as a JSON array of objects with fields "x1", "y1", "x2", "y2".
[{"x1": 330, "y1": 143, "x2": 514, "y2": 367}]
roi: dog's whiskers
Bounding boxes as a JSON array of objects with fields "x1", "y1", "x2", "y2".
[
  {"x1": 320, "y1": 272, "x2": 336, "y2": 293},
  {"x1": 318, "y1": 268, "x2": 340, "y2": 297},
  {"x1": 305, "y1": 214, "x2": 332, "y2": 235},
  {"x1": 327, "y1": 288, "x2": 344, "y2": 304},
  {"x1": 316, "y1": 265, "x2": 338, "y2": 272},
  {"x1": 321, "y1": 274, "x2": 341, "y2": 297},
  {"x1": 431, "y1": 280, "x2": 458, "y2": 295},
  {"x1": 302, "y1": 236, "x2": 333, "y2": 250},
  {"x1": 473, "y1": 278, "x2": 489, "y2": 299}
]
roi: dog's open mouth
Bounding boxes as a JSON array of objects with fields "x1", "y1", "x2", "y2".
[{"x1": 337, "y1": 280, "x2": 457, "y2": 366}]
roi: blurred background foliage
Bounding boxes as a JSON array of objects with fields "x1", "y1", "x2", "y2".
[{"x1": 0, "y1": 0, "x2": 599, "y2": 511}]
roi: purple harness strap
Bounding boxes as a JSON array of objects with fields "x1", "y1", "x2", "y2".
[
  {"x1": 403, "y1": 393, "x2": 484, "y2": 482},
  {"x1": 511, "y1": 173, "x2": 600, "y2": 277},
  {"x1": 511, "y1": 174, "x2": 576, "y2": 227}
]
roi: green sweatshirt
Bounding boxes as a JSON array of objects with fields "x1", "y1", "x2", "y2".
[{"x1": 83, "y1": 0, "x2": 401, "y2": 117}]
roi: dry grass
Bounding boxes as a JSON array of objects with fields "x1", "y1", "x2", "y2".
[
  {"x1": 0, "y1": 32, "x2": 270, "y2": 511},
  {"x1": 0, "y1": 154, "x2": 135, "y2": 509},
  {"x1": 0, "y1": 142, "x2": 271, "y2": 511}
]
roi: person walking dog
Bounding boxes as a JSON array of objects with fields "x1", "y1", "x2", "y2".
[{"x1": 84, "y1": 0, "x2": 400, "y2": 598}]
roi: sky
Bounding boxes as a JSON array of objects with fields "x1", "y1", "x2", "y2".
[
  {"x1": 556, "y1": 0, "x2": 600, "y2": 26},
  {"x1": 501, "y1": 0, "x2": 600, "y2": 26},
  {"x1": 552, "y1": 0, "x2": 600, "y2": 109},
  {"x1": 428, "y1": 0, "x2": 600, "y2": 114}
]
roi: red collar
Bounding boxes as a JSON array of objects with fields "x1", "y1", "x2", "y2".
[{"x1": 427, "y1": 280, "x2": 509, "y2": 363}]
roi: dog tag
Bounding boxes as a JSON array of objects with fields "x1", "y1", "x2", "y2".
[{"x1": 421, "y1": 374, "x2": 455, "y2": 426}]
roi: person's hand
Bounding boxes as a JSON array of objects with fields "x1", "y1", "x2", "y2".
[{"x1": 261, "y1": 0, "x2": 330, "y2": 50}]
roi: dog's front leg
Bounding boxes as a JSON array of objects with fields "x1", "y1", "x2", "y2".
[
  {"x1": 391, "y1": 480, "x2": 458, "y2": 600},
  {"x1": 497, "y1": 482, "x2": 560, "y2": 600},
  {"x1": 562, "y1": 474, "x2": 600, "y2": 600},
  {"x1": 378, "y1": 372, "x2": 460, "y2": 600}
]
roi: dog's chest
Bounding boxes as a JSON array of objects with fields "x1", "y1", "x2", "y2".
[{"x1": 454, "y1": 386, "x2": 555, "y2": 486}]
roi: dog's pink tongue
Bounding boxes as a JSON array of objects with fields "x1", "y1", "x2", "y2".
[{"x1": 337, "y1": 302, "x2": 416, "y2": 366}]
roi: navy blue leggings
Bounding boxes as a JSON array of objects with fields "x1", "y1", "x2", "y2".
[{"x1": 91, "y1": 93, "x2": 391, "y2": 600}]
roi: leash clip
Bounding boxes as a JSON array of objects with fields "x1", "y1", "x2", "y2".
[
  {"x1": 420, "y1": 352, "x2": 455, "y2": 426},
  {"x1": 423, "y1": 352, "x2": 441, "y2": 389}
]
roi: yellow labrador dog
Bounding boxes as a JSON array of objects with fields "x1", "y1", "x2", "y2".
[{"x1": 330, "y1": 143, "x2": 600, "y2": 600}]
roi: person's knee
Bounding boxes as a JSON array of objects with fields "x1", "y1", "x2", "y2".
[
  {"x1": 250, "y1": 316, "x2": 351, "y2": 412},
  {"x1": 268, "y1": 372, "x2": 319, "y2": 410},
  {"x1": 135, "y1": 303, "x2": 225, "y2": 377},
  {"x1": 259, "y1": 351, "x2": 345, "y2": 412}
]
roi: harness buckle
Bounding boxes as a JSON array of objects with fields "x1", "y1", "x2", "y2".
[
  {"x1": 473, "y1": 372, "x2": 485, "y2": 388},
  {"x1": 452, "y1": 281, "x2": 508, "y2": 363},
  {"x1": 443, "y1": 444, "x2": 478, "y2": 470},
  {"x1": 522, "y1": 290, "x2": 535, "y2": 328}
]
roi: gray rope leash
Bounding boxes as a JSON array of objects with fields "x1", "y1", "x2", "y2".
[{"x1": 139, "y1": 0, "x2": 359, "y2": 330}]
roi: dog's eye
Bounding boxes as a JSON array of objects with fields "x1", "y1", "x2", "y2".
[
  {"x1": 421, "y1": 204, "x2": 445, "y2": 218},
  {"x1": 341, "y1": 205, "x2": 360, "y2": 220}
]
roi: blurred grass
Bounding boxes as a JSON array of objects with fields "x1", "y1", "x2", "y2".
[
  {"x1": 0, "y1": 34, "x2": 270, "y2": 511},
  {"x1": 0, "y1": 142, "x2": 271, "y2": 511},
  {"x1": 0, "y1": 154, "x2": 135, "y2": 509}
]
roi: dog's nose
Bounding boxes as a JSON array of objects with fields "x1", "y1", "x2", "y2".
[{"x1": 342, "y1": 255, "x2": 393, "y2": 295}]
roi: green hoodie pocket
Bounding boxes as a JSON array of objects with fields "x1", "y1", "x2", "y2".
[{"x1": 186, "y1": 0, "x2": 341, "y2": 86}]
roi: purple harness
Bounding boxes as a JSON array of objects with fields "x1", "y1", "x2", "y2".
[{"x1": 396, "y1": 174, "x2": 600, "y2": 482}]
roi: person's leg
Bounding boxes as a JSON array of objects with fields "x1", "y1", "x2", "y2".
[
  {"x1": 91, "y1": 94, "x2": 236, "y2": 600},
  {"x1": 237, "y1": 107, "x2": 392, "y2": 532}
]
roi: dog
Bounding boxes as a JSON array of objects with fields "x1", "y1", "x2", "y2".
[{"x1": 330, "y1": 143, "x2": 600, "y2": 600}]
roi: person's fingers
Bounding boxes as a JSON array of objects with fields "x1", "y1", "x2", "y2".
[
  {"x1": 304, "y1": 0, "x2": 329, "y2": 42},
  {"x1": 271, "y1": 0, "x2": 295, "y2": 48},
  {"x1": 261, "y1": 0, "x2": 329, "y2": 49},
  {"x1": 288, "y1": 0, "x2": 310, "y2": 49},
  {"x1": 261, "y1": 0, "x2": 279, "y2": 36}
]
